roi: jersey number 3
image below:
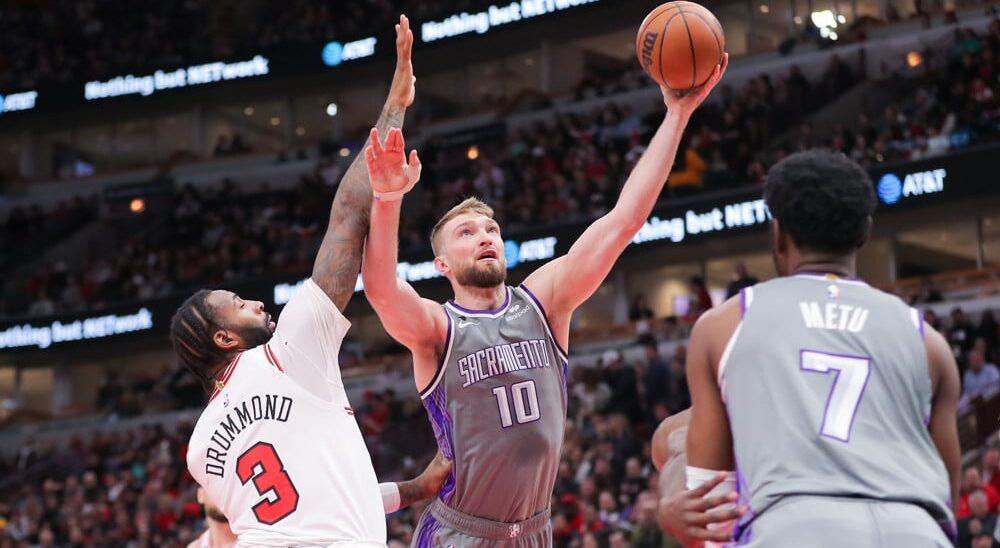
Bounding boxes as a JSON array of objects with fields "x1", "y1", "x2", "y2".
[
  {"x1": 236, "y1": 441, "x2": 300, "y2": 525},
  {"x1": 800, "y1": 350, "x2": 872, "y2": 442}
]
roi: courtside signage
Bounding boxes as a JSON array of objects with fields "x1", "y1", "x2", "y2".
[
  {"x1": 322, "y1": 37, "x2": 378, "y2": 66},
  {"x1": 272, "y1": 236, "x2": 558, "y2": 305},
  {"x1": 84, "y1": 55, "x2": 270, "y2": 101},
  {"x1": 876, "y1": 168, "x2": 946, "y2": 205},
  {"x1": 421, "y1": 0, "x2": 601, "y2": 43},
  {"x1": 631, "y1": 198, "x2": 770, "y2": 246},
  {"x1": 0, "y1": 308, "x2": 154, "y2": 349},
  {"x1": 0, "y1": 90, "x2": 39, "y2": 115}
]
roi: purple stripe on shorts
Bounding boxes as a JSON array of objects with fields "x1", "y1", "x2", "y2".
[{"x1": 415, "y1": 511, "x2": 442, "y2": 548}]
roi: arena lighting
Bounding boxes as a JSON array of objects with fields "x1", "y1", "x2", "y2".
[
  {"x1": 338, "y1": 147, "x2": 351, "y2": 157},
  {"x1": 84, "y1": 55, "x2": 270, "y2": 101},
  {"x1": 811, "y1": 10, "x2": 840, "y2": 40},
  {"x1": 326, "y1": 103, "x2": 339, "y2": 117},
  {"x1": 270, "y1": 117, "x2": 281, "y2": 126},
  {"x1": 244, "y1": 106, "x2": 255, "y2": 116},
  {"x1": 129, "y1": 198, "x2": 146, "y2": 214},
  {"x1": 907, "y1": 51, "x2": 923, "y2": 68},
  {"x1": 420, "y1": 0, "x2": 602, "y2": 43},
  {"x1": 467, "y1": 145, "x2": 480, "y2": 160}
]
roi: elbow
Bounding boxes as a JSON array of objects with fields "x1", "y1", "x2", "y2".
[{"x1": 607, "y1": 208, "x2": 647, "y2": 238}]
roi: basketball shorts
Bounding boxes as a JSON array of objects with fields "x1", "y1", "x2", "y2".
[
  {"x1": 412, "y1": 499, "x2": 552, "y2": 548},
  {"x1": 732, "y1": 495, "x2": 953, "y2": 547}
]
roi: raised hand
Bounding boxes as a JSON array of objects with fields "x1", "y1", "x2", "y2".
[
  {"x1": 364, "y1": 127, "x2": 421, "y2": 201},
  {"x1": 387, "y1": 14, "x2": 415, "y2": 109},
  {"x1": 658, "y1": 471, "x2": 746, "y2": 545},
  {"x1": 662, "y1": 52, "x2": 729, "y2": 118}
]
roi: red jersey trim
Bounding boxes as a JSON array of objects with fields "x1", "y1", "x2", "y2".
[
  {"x1": 208, "y1": 353, "x2": 243, "y2": 403},
  {"x1": 263, "y1": 344, "x2": 285, "y2": 373}
]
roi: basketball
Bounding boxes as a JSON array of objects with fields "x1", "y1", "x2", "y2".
[{"x1": 635, "y1": 1, "x2": 725, "y2": 91}]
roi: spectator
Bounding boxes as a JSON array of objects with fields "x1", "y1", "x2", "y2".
[
  {"x1": 952, "y1": 308, "x2": 979, "y2": 359},
  {"x1": 980, "y1": 310, "x2": 999, "y2": 355},
  {"x1": 959, "y1": 490, "x2": 999, "y2": 548},
  {"x1": 960, "y1": 467, "x2": 1000, "y2": 519},
  {"x1": 963, "y1": 349, "x2": 1000, "y2": 401},
  {"x1": 602, "y1": 350, "x2": 643, "y2": 424},
  {"x1": 984, "y1": 448, "x2": 1000, "y2": 493},
  {"x1": 629, "y1": 294, "x2": 655, "y2": 322},
  {"x1": 573, "y1": 368, "x2": 613, "y2": 420},
  {"x1": 668, "y1": 140, "x2": 707, "y2": 198},
  {"x1": 686, "y1": 276, "x2": 713, "y2": 322},
  {"x1": 641, "y1": 338, "x2": 671, "y2": 421},
  {"x1": 725, "y1": 262, "x2": 759, "y2": 299}
]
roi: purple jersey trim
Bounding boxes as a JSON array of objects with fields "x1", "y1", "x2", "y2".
[
  {"x1": 739, "y1": 287, "x2": 748, "y2": 318},
  {"x1": 731, "y1": 465, "x2": 754, "y2": 545},
  {"x1": 422, "y1": 383, "x2": 457, "y2": 504},
  {"x1": 447, "y1": 286, "x2": 511, "y2": 315},
  {"x1": 518, "y1": 284, "x2": 570, "y2": 360},
  {"x1": 420, "y1": 312, "x2": 454, "y2": 398}
]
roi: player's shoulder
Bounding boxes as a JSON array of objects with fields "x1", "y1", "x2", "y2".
[{"x1": 693, "y1": 293, "x2": 742, "y2": 331}]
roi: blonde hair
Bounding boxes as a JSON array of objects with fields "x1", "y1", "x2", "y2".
[{"x1": 430, "y1": 197, "x2": 495, "y2": 255}]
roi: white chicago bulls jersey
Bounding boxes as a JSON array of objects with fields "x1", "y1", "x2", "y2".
[{"x1": 187, "y1": 279, "x2": 385, "y2": 547}]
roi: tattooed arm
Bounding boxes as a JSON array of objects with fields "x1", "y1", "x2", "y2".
[
  {"x1": 381, "y1": 450, "x2": 452, "y2": 513},
  {"x1": 312, "y1": 14, "x2": 416, "y2": 311}
]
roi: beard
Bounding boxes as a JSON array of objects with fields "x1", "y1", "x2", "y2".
[
  {"x1": 234, "y1": 322, "x2": 274, "y2": 350},
  {"x1": 205, "y1": 505, "x2": 229, "y2": 523},
  {"x1": 455, "y1": 260, "x2": 507, "y2": 288}
]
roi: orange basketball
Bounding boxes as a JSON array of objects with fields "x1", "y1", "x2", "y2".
[{"x1": 635, "y1": 1, "x2": 725, "y2": 91}]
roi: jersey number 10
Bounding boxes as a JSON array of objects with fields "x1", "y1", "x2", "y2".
[
  {"x1": 492, "y1": 380, "x2": 541, "y2": 427},
  {"x1": 800, "y1": 350, "x2": 872, "y2": 442}
]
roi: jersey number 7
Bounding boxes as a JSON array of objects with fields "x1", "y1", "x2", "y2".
[
  {"x1": 237, "y1": 441, "x2": 300, "y2": 525},
  {"x1": 800, "y1": 350, "x2": 872, "y2": 442}
]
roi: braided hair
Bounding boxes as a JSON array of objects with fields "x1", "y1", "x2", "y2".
[{"x1": 170, "y1": 290, "x2": 231, "y2": 391}]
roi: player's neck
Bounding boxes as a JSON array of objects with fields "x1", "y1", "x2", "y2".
[
  {"x1": 452, "y1": 284, "x2": 507, "y2": 312},
  {"x1": 791, "y1": 254, "x2": 856, "y2": 279},
  {"x1": 207, "y1": 518, "x2": 238, "y2": 547}
]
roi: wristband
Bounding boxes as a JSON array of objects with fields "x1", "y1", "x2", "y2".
[{"x1": 380, "y1": 482, "x2": 401, "y2": 513}]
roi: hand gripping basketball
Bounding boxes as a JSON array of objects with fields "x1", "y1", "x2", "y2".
[{"x1": 365, "y1": 127, "x2": 422, "y2": 202}]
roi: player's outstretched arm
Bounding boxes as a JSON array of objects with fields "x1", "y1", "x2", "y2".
[
  {"x1": 361, "y1": 128, "x2": 447, "y2": 384},
  {"x1": 925, "y1": 325, "x2": 961, "y2": 510},
  {"x1": 381, "y1": 450, "x2": 452, "y2": 513},
  {"x1": 312, "y1": 15, "x2": 415, "y2": 311},
  {"x1": 523, "y1": 55, "x2": 728, "y2": 324}
]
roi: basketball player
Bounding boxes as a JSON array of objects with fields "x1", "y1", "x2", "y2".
[
  {"x1": 172, "y1": 16, "x2": 430, "y2": 546},
  {"x1": 188, "y1": 487, "x2": 238, "y2": 548},
  {"x1": 675, "y1": 150, "x2": 961, "y2": 546},
  {"x1": 186, "y1": 454, "x2": 452, "y2": 547},
  {"x1": 653, "y1": 410, "x2": 743, "y2": 547},
  {"x1": 360, "y1": 55, "x2": 727, "y2": 546}
]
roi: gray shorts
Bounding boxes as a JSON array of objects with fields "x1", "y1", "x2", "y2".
[
  {"x1": 733, "y1": 496, "x2": 953, "y2": 547},
  {"x1": 412, "y1": 500, "x2": 552, "y2": 548}
]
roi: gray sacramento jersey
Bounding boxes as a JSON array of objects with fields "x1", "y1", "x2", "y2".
[
  {"x1": 721, "y1": 274, "x2": 953, "y2": 537},
  {"x1": 421, "y1": 285, "x2": 568, "y2": 523}
]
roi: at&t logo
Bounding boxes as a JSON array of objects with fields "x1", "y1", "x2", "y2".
[{"x1": 876, "y1": 168, "x2": 946, "y2": 205}]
